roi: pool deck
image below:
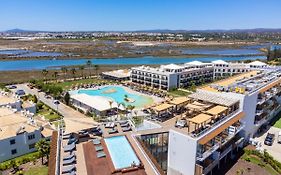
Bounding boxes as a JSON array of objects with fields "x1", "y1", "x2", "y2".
[{"x1": 83, "y1": 138, "x2": 147, "y2": 175}]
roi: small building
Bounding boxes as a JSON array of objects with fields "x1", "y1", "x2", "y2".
[
  {"x1": 101, "y1": 69, "x2": 131, "y2": 81},
  {"x1": 70, "y1": 93, "x2": 124, "y2": 116}
]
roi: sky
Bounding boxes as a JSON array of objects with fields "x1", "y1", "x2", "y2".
[{"x1": 0, "y1": 0, "x2": 281, "y2": 31}]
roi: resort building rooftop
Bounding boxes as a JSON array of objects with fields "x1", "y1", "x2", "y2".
[{"x1": 202, "y1": 68, "x2": 281, "y2": 94}]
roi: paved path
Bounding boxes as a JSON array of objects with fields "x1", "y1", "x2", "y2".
[{"x1": 15, "y1": 84, "x2": 98, "y2": 133}]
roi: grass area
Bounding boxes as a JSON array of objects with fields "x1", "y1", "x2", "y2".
[
  {"x1": 56, "y1": 78, "x2": 114, "y2": 90},
  {"x1": 242, "y1": 151, "x2": 280, "y2": 175},
  {"x1": 0, "y1": 152, "x2": 40, "y2": 171},
  {"x1": 37, "y1": 103, "x2": 61, "y2": 122},
  {"x1": 168, "y1": 89, "x2": 191, "y2": 97},
  {"x1": 24, "y1": 165, "x2": 48, "y2": 175}
]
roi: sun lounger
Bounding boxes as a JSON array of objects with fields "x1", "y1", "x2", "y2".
[
  {"x1": 122, "y1": 126, "x2": 132, "y2": 132},
  {"x1": 108, "y1": 128, "x2": 118, "y2": 134},
  {"x1": 120, "y1": 122, "x2": 130, "y2": 127},
  {"x1": 66, "y1": 171, "x2": 76, "y2": 175},
  {"x1": 62, "y1": 165, "x2": 76, "y2": 174},
  {"x1": 105, "y1": 122, "x2": 115, "y2": 128},
  {"x1": 63, "y1": 157, "x2": 76, "y2": 165},
  {"x1": 92, "y1": 138, "x2": 101, "y2": 145},
  {"x1": 63, "y1": 133, "x2": 73, "y2": 140},
  {"x1": 64, "y1": 143, "x2": 76, "y2": 152},
  {"x1": 63, "y1": 153, "x2": 76, "y2": 160},
  {"x1": 95, "y1": 145, "x2": 103, "y2": 151},
  {"x1": 96, "y1": 151, "x2": 106, "y2": 158},
  {"x1": 175, "y1": 120, "x2": 187, "y2": 128},
  {"x1": 68, "y1": 138, "x2": 78, "y2": 145}
]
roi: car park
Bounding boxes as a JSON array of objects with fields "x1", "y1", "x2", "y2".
[{"x1": 264, "y1": 133, "x2": 275, "y2": 146}]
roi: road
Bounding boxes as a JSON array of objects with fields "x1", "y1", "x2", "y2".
[{"x1": 15, "y1": 83, "x2": 98, "y2": 133}]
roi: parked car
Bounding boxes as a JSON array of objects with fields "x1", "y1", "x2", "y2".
[
  {"x1": 15, "y1": 89, "x2": 25, "y2": 96},
  {"x1": 6, "y1": 85, "x2": 17, "y2": 89},
  {"x1": 277, "y1": 132, "x2": 281, "y2": 144},
  {"x1": 264, "y1": 133, "x2": 275, "y2": 146}
]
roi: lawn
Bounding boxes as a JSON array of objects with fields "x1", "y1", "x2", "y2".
[
  {"x1": 242, "y1": 153, "x2": 280, "y2": 175},
  {"x1": 37, "y1": 105, "x2": 61, "y2": 122},
  {"x1": 168, "y1": 89, "x2": 191, "y2": 97},
  {"x1": 24, "y1": 165, "x2": 48, "y2": 175},
  {"x1": 56, "y1": 78, "x2": 114, "y2": 90}
]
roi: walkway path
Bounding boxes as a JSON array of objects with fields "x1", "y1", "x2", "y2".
[{"x1": 15, "y1": 83, "x2": 98, "y2": 133}]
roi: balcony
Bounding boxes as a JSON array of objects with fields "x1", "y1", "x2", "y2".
[{"x1": 196, "y1": 121, "x2": 244, "y2": 161}]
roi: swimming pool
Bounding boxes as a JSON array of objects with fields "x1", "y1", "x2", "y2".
[
  {"x1": 73, "y1": 86, "x2": 153, "y2": 108},
  {"x1": 104, "y1": 136, "x2": 140, "y2": 169}
]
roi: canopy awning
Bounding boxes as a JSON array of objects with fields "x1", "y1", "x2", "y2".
[
  {"x1": 205, "y1": 105, "x2": 228, "y2": 116},
  {"x1": 188, "y1": 113, "x2": 213, "y2": 124},
  {"x1": 152, "y1": 103, "x2": 174, "y2": 112}
]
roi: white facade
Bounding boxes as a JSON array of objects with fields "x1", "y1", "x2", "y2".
[{"x1": 0, "y1": 129, "x2": 42, "y2": 162}]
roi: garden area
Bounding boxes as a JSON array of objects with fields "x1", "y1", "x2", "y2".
[
  {"x1": 237, "y1": 148, "x2": 281, "y2": 175},
  {"x1": 0, "y1": 139, "x2": 50, "y2": 175},
  {"x1": 36, "y1": 101, "x2": 62, "y2": 122},
  {"x1": 168, "y1": 88, "x2": 191, "y2": 97},
  {"x1": 272, "y1": 111, "x2": 281, "y2": 129}
]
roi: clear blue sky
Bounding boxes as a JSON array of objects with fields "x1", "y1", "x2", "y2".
[{"x1": 0, "y1": 0, "x2": 281, "y2": 31}]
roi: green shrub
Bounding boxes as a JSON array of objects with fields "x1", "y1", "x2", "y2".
[{"x1": 0, "y1": 152, "x2": 41, "y2": 171}]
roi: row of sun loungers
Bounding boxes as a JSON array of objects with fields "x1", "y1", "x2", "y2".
[
  {"x1": 62, "y1": 133, "x2": 77, "y2": 174},
  {"x1": 92, "y1": 138, "x2": 106, "y2": 158}
]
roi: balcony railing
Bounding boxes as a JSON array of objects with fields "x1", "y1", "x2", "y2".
[{"x1": 197, "y1": 143, "x2": 220, "y2": 161}]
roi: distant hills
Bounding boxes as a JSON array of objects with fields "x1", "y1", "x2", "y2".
[{"x1": 3, "y1": 28, "x2": 281, "y2": 33}]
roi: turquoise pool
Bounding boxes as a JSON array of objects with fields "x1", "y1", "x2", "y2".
[
  {"x1": 104, "y1": 136, "x2": 140, "y2": 169},
  {"x1": 74, "y1": 86, "x2": 153, "y2": 108}
]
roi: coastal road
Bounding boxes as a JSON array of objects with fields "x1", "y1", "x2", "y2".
[{"x1": 15, "y1": 83, "x2": 98, "y2": 133}]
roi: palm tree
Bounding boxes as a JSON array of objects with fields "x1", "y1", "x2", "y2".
[
  {"x1": 70, "y1": 68, "x2": 76, "y2": 80},
  {"x1": 108, "y1": 100, "x2": 113, "y2": 110},
  {"x1": 79, "y1": 65, "x2": 85, "y2": 78},
  {"x1": 61, "y1": 67, "x2": 68, "y2": 79},
  {"x1": 35, "y1": 139, "x2": 50, "y2": 165},
  {"x1": 52, "y1": 71, "x2": 59, "y2": 82},
  {"x1": 41, "y1": 69, "x2": 48, "y2": 80},
  {"x1": 86, "y1": 60, "x2": 92, "y2": 78},
  {"x1": 94, "y1": 65, "x2": 99, "y2": 76}
]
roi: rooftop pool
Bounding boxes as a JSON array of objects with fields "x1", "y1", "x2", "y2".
[
  {"x1": 104, "y1": 136, "x2": 140, "y2": 169},
  {"x1": 75, "y1": 85, "x2": 153, "y2": 108}
]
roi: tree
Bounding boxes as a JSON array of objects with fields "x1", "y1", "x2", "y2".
[
  {"x1": 70, "y1": 68, "x2": 76, "y2": 79},
  {"x1": 33, "y1": 94, "x2": 38, "y2": 103},
  {"x1": 61, "y1": 67, "x2": 68, "y2": 79},
  {"x1": 35, "y1": 139, "x2": 50, "y2": 165},
  {"x1": 86, "y1": 60, "x2": 92, "y2": 77},
  {"x1": 64, "y1": 92, "x2": 70, "y2": 105},
  {"x1": 41, "y1": 69, "x2": 48, "y2": 80},
  {"x1": 52, "y1": 71, "x2": 59, "y2": 82},
  {"x1": 94, "y1": 65, "x2": 99, "y2": 76},
  {"x1": 108, "y1": 100, "x2": 113, "y2": 110},
  {"x1": 79, "y1": 65, "x2": 85, "y2": 78}
]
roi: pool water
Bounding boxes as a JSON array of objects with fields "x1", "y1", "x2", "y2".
[
  {"x1": 104, "y1": 136, "x2": 140, "y2": 169},
  {"x1": 76, "y1": 86, "x2": 153, "y2": 108}
]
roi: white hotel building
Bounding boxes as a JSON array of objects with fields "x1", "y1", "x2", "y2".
[
  {"x1": 136, "y1": 67, "x2": 281, "y2": 175},
  {"x1": 131, "y1": 60, "x2": 269, "y2": 90}
]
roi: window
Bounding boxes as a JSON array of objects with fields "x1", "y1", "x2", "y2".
[
  {"x1": 10, "y1": 139, "x2": 16, "y2": 145},
  {"x1": 29, "y1": 143, "x2": 36, "y2": 149},
  {"x1": 28, "y1": 134, "x2": 35, "y2": 140},
  {"x1": 11, "y1": 149, "x2": 17, "y2": 155}
]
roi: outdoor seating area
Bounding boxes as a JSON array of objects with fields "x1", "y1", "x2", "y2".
[
  {"x1": 123, "y1": 82, "x2": 167, "y2": 98},
  {"x1": 62, "y1": 133, "x2": 78, "y2": 174}
]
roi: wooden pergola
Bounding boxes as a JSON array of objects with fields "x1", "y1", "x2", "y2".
[
  {"x1": 204, "y1": 105, "x2": 228, "y2": 120},
  {"x1": 187, "y1": 113, "x2": 213, "y2": 133},
  {"x1": 152, "y1": 103, "x2": 174, "y2": 117},
  {"x1": 169, "y1": 97, "x2": 190, "y2": 111}
]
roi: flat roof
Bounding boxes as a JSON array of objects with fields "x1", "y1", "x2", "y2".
[
  {"x1": 216, "y1": 71, "x2": 259, "y2": 87},
  {"x1": 0, "y1": 95, "x2": 17, "y2": 106},
  {"x1": 152, "y1": 103, "x2": 174, "y2": 112},
  {"x1": 189, "y1": 90, "x2": 238, "y2": 107},
  {"x1": 102, "y1": 69, "x2": 131, "y2": 78},
  {"x1": 205, "y1": 105, "x2": 228, "y2": 116},
  {"x1": 188, "y1": 113, "x2": 213, "y2": 124},
  {"x1": 71, "y1": 94, "x2": 123, "y2": 112}
]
